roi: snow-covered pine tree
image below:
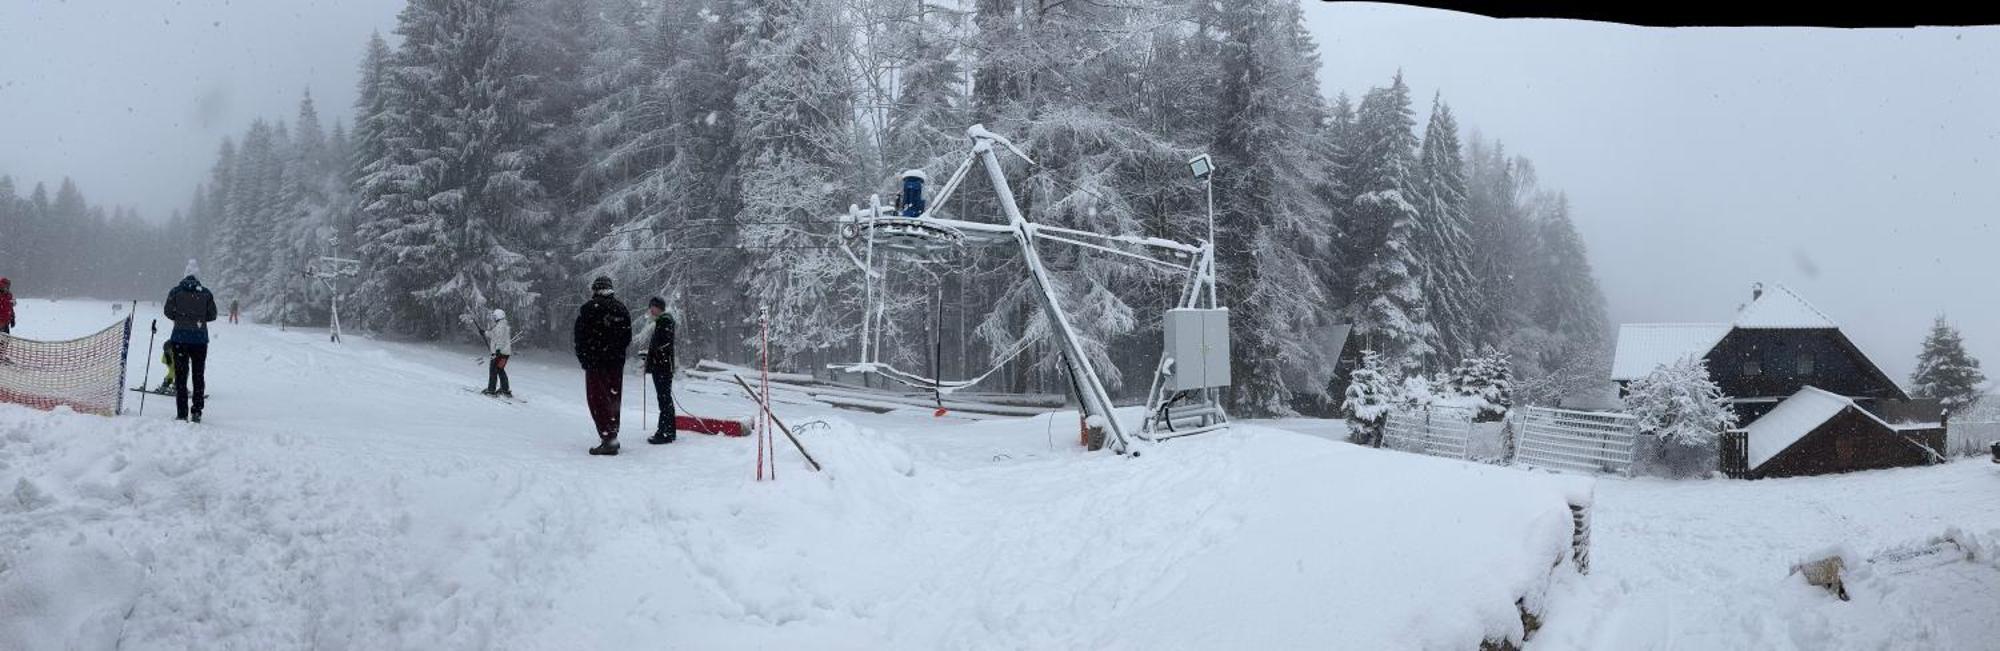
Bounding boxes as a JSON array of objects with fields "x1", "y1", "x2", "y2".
[
  {"x1": 574, "y1": 0, "x2": 746, "y2": 361},
  {"x1": 347, "y1": 31, "x2": 392, "y2": 189},
  {"x1": 1446, "y1": 348, "x2": 1513, "y2": 421},
  {"x1": 733, "y1": 0, "x2": 864, "y2": 365},
  {"x1": 353, "y1": 0, "x2": 551, "y2": 339},
  {"x1": 259, "y1": 91, "x2": 340, "y2": 325},
  {"x1": 1342, "y1": 350, "x2": 1399, "y2": 444},
  {"x1": 1624, "y1": 356, "x2": 1736, "y2": 478},
  {"x1": 1910, "y1": 315, "x2": 1986, "y2": 412},
  {"x1": 217, "y1": 121, "x2": 276, "y2": 301},
  {"x1": 1343, "y1": 73, "x2": 1434, "y2": 373},
  {"x1": 1525, "y1": 193, "x2": 1607, "y2": 349},
  {"x1": 1414, "y1": 96, "x2": 1481, "y2": 361},
  {"x1": 1203, "y1": 0, "x2": 1338, "y2": 414}
]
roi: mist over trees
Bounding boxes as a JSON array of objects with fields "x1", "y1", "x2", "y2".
[
  {"x1": 36, "y1": 0, "x2": 1611, "y2": 415},
  {"x1": 0, "y1": 176, "x2": 187, "y2": 301}
]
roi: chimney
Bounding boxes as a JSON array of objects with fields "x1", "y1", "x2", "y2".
[{"x1": 1751, "y1": 282, "x2": 1765, "y2": 301}]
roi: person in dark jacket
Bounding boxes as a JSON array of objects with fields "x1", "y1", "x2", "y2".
[
  {"x1": 574, "y1": 276, "x2": 632, "y2": 455},
  {"x1": 632, "y1": 296, "x2": 677, "y2": 444},
  {"x1": 164, "y1": 275, "x2": 218, "y2": 422},
  {"x1": 0, "y1": 277, "x2": 15, "y2": 334}
]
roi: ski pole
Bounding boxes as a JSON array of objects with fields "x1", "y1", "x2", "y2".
[
  {"x1": 138, "y1": 320, "x2": 158, "y2": 416},
  {"x1": 731, "y1": 374, "x2": 822, "y2": 472}
]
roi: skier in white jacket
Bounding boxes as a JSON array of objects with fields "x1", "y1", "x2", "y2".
[{"x1": 483, "y1": 308, "x2": 513, "y2": 397}]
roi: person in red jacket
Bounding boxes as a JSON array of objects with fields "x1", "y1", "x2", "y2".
[{"x1": 0, "y1": 277, "x2": 16, "y2": 334}]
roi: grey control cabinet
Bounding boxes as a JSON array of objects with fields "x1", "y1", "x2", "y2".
[{"x1": 1163, "y1": 308, "x2": 1231, "y2": 391}]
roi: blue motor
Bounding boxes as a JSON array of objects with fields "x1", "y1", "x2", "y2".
[{"x1": 897, "y1": 169, "x2": 929, "y2": 218}]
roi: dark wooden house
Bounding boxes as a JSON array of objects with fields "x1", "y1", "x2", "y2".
[{"x1": 1612, "y1": 283, "x2": 1947, "y2": 478}]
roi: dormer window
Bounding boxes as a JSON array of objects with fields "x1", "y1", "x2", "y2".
[
  {"x1": 1743, "y1": 359, "x2": 1762, "y2": 377},
  {"x1": 1798, "y1": 353, "x2": 1815, "y2": 376}
]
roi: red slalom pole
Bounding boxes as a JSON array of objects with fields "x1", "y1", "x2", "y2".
[{"x1": 761, "y1": 308, "x2": 774, "y2": 480}]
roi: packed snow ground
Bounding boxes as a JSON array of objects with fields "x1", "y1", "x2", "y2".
[
  {"x1": 1537, "y1": 460, "x2": 2000, "y2": 650},
  {"x1": 2, "y1": 299, "x2": 1577, "y2": 650},
  {"x1": 9, "y1": 299, "x2": 1998, "y2": 650}
]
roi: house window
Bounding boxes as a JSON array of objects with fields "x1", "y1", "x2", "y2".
[
  {"x1": 1798, "y1": 353, "x2": 1815, "y2": 376},
  {"x1": 1743, "y1": 359, "x2": 1762, "y2": 377}
]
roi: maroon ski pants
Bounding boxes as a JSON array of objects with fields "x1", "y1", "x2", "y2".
[{"x1": 584, "y1": 366, "x2": 623, "y2": 441}]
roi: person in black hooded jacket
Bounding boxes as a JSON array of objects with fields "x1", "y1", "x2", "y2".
[
  {"x1": 632, "y1": 296, "x2": 677, "y2": 445},
  {"x1": 573, "y1": 276, "x2": 631, "y2": 455},
  {"x1": 163, "y1": 275, "x2": 218, "y2": 422}
]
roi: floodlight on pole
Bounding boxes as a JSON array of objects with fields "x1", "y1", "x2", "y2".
[{"x1": 1190, "y1": 154, "x2": 1217, "y2": 308}]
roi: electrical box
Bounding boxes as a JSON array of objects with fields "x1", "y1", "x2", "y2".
[{"x1": 1163, "y1": 308, "x2": 1231, "y2": 391}]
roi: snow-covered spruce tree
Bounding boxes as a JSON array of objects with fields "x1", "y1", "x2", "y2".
[
  {"x1": 1624, "y1": 356, "x2": 1737, "y2": 478},
  {"x1": 1205, "y1": 0, "x2": 1339, "y2": 414},
  {"x1": 1342, "y1": 350, "x2": 1400, "y2": 445},
  {"x1": 1414, "y1": 96, "x2": 1481, "y2": 361},
  {"x1": 733, "y1": 0, "x2": 864, "y2": 365},
  {"x1": 217, "y1": 120, "x2": 280, "y2": 303},
  {"x1": 1446, "y1": 348, "x2": 1513, "y2": 421},
  {"x1": 352, "y1": 0, "x2": 551, "y2": 340},
  {"x1": 574, "y1": 0, "x2": 745, "y2": 361},
  {"x1": 1911, "y1": 315, "x2": 1986, "y2": 412},
  {"x1": 253, "y1": 92, "x2": 325, "y2": 324},
  {"x1": 1343, "y1": 73, "x2": 1434, "y2": 373}
]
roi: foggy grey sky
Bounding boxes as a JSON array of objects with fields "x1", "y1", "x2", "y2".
[
  {"x1": 0, "y1": 0, "x2": 402, "y2": 215},
  {"x1": 3, "y1": 1, "x2": 1997, "y2": 383},
  {"x1": 1304, "y1": 4, "x2": 2000, "y2": 382}
]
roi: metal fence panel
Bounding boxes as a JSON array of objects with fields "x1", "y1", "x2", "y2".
[
  {"x1": 1382, "y1": 405, "x2": 1477, "y2": 460},
  {"x1": 1515, "y1": 406, "x2": 1640, "y2": 476}
]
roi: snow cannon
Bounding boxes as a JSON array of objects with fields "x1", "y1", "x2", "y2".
[
  {"x1": 676, "y1": 414, "x2": 752, "y2": 437},
  {"x1": 897, "y1": 169, "x2": 928, "y2": 218}
]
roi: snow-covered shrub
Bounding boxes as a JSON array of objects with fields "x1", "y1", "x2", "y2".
[
  {"x1": 1446, "y1": 350, "x2": 1514, "y2": 422},
  {"x1": 1623, "y1": 357, "x2": 1738, "y2": 478},
  {"x1": 1343, "y1": 351, "x2": 1399, "y2": 444}
]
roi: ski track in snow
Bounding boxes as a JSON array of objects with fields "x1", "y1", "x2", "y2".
[{"x1": 0, "y1": 300, "x2": 1578, "y2": 650}]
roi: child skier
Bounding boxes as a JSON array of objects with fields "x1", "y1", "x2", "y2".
[{"x1": 483, "y1": 308, "x2": 513, "y2": 397}]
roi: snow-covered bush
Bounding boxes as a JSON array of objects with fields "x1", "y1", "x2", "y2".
[
  {"x1": 1343, "y1": 351, "x2": 1399, "y2": 444},
  {"x1": 1445, "y1": 350, "x2": 1513, "y2": 422},
  {"x1": 1623, "y1": 357, "x2": 1738, "y2": 478}
]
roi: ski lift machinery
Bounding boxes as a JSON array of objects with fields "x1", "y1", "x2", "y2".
[
  {"x1": 833, "y1": 125, "x2": 1232, "y2": 453},
  {"x1": 302, "y1": 256, "x2": 361, "y2": 343}
]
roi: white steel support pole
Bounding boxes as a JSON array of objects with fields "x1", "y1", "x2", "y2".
[
  {"x1": 861, "y1": 194, "x2": 881, "y2": 365},
  {"x1": 973, "y1": 136, "x2": 1131, "y2": 452},
  {"x1": 1205, "y1": 173, "x2": 1218, "y2": 309}
]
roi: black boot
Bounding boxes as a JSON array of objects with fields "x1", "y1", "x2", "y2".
[
  {"x1": 647, "y1": 431, "x2": 675, "y2": 445},
  {"x1": 191, "y1": 411, "x2": 202, "y2": 424},
  {"x1": 589, "y1": 438, "x2": 620, "y2": 455}
]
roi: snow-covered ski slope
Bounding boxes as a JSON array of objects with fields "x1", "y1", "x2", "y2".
[
  {"x1": 1, "y1": 299, "x2": 1576, "y2": 649},
  {"x1": 6, "y1": 298, "x2": 1998, "y2": 650}
]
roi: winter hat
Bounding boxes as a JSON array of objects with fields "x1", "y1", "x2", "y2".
[
  {"x1": 591, "y1": 276, "x2": 614, "y2": 294},
  {"x1": 648, "y1": 296, "x2": 666, "y2": 310},
  {"x1": 0, "y1": 277, "x2": 9, "y2": 290},
  {"x1": 491, "y1": 308, "x2": 506, "y2": 322}
]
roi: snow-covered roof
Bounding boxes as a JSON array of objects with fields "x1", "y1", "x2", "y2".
[
  {"x1": 1744, "y1": 386, "x2": 1855, "y2": 469},
  {"x1": 1732, "y1": 283, "x2": 1838, "y2": 329},
  {"x1": 1610, "y1": 324, "x2": 1731, "y2": 381}
]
